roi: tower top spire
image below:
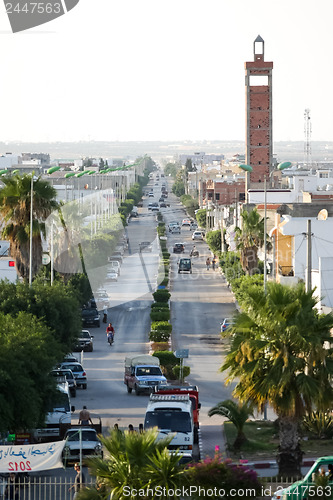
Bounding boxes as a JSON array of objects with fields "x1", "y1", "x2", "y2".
[{"x1": 254, "y1": 35, "x2": 264, "y2": 61}]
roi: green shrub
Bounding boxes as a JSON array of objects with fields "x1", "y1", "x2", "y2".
[
  {"x1": 184, "y1": 457, "x2": 262, "y2": 496},
  {"x1": 162, "y1": 251, "x2": 170, "y2": 259},
  {"x1": 151, "y1": 321, "x2": 172, "y2": 334},
  {"x1": 152, "y1": 289, "x2": 170, "y2": 303},
  {"x1": 149, "y1": 330, "x2": 171, "y2": 342},
  {"x1": 164, "y1": 266, "x2": 169, "y2": 275},
  {"x1": 152, "y1": 350, "x2": 178, "y2": 367},
  {"x1": 172, "y1": 365, "x2": 190, "y2": 380},
  {"x1": 161, "y1": 278, "x2": 169, "y2": 287},
  {"x1": 151, "y1": 302, "x2": 169, "y2": 310},
  {"x1": 150, "y1": 310, "x2": 170, "y2": 321},
  {"x1": 302, "y1": 411, "x2": 333, "y2": 439}
]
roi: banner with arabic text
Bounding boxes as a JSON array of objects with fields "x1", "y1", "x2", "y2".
[{"x1": 0, "y1": 441, "x2": 65, "y2": 473}]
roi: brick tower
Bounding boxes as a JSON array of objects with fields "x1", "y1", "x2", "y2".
[{"x1": 245, "y1": 35, "x2": 273, "y2": 191}]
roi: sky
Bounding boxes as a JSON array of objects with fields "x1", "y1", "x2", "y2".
[{"x1": 0, "y1": 0, "x2": 333, "y2": 143}]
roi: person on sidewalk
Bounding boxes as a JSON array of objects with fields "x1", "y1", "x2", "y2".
[
  {"x1": 206, "y1": 257, "x2": 210, "y2": 270},
  {"x1": 69, "y1": 463, "x2": 85, "y2": 499},
  {"x1": 212, "y1": 256, "x2": 216, "y2": 271}
]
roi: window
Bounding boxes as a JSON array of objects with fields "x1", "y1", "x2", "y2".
[{"x1": 215, "y1": 193, "x2": 220, "y2": 200}]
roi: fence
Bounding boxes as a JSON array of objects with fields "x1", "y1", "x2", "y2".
[{"x1": 0, "y1": 476, "x2": 95, "y2": 500}]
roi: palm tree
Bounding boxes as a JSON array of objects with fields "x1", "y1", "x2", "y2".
[
  {"x1": 0, "y1": 173, "x2": 58, "y2": 280},
  {"x1": 221, "y1": 282, "x2": 333, "y2": 476},
  {"x1": 208, "y1": 399, "x2": 253, "y2": 450},
  {"x1": 234, "y1": 208, "x2": 266, "y2": 274},
  {"x1": 78, "y1": 427, "x2": 185, "y2": 499}
]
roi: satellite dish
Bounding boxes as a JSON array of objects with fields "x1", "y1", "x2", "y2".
[{"x1": 317, "y1": 209, "x2": 328, "y2": 220}]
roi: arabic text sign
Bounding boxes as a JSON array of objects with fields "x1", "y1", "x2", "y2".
[{"x1": 0, "y1": 441, "x2": 65, "y2": 473}]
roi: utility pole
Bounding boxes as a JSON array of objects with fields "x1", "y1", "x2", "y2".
[
  {"x1": 264, "y1": 177, "x2": 267, "y2": 293},
  {"x1": 306, "y1": 219, "x2": 312, "y2": 292}
]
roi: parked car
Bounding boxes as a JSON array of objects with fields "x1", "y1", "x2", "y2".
[
  {"x1": 58, "y1": 362, "x2": 87, "y2": 389},
  {"x1": 178, "y1": 258, "x2": 192, "y2": 274},
  {"x1": 106, "y1": 269, "x2": 118, "y2": 282},
  {"x1": 74, "y1": 330, "x2": 94, "y2": 352},
  {"x1": 62, "y1": 428, "x2": 103, "y2": 465},
  {"x1": 95, "y1": 289, "x2": 109, "y2": 308},
  {"x1": 139, "y1": 241, "x2": 153, "y2": 252},
  {"x1": 51, "y1": 368, "x2": 77, "y2": 397},
  {"x1": 173, "y1": 243, "x2": 185, "y2": 253},
  {"x1": 220, "y1": 318, "x2": 234, "y2": 333},
  {"x1": 108, "y1": 252, "x2": 123, "y2": 263},
  {"x1": 82, "y1": 308, "x2": 100, "y2": 328},
  {"x1": 108, "y1": 260, "x2": 121, "y2": 275},
  {"x1": 192, "y1": 230, "x2": 204, "y2": 240}
]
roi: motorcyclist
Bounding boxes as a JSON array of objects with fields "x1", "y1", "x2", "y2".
[{"x1": 106, "y1": 322, "x2": 115, "y2": 344}]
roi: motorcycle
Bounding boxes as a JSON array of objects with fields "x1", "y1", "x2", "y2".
[
  {"x1": 107, "y1": 333, "x2": 114, "y2": 346},
  {"x1": 190, "y1": 249, "x2": 199, "y2": 257}
]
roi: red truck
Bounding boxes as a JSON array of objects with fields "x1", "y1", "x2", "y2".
[{"x1": 154, "y1": 385, "x2": 201, "y2": 442}]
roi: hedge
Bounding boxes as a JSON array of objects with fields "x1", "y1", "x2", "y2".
[
  {"x1": 152, "y1": 350, "x2": 178, "y2": 367},
  {"x1": 150, "y1": 310, "x2": 170, "y2": 322},
  {"x1": 152, "y1": 289, "x2": 170, "y2": 303},
  {"x1": 151, "y1": 321, "x2": 172, "y2": 334},
  {"x1": 172, "y1": 365, "x2": 191, "y2": 380},
  {"x1": 149, "y1": 329, "x2": 171, "y2": 342},
  {"x1": 151, "y1": 302, "x2": 169, "y2": 309}
]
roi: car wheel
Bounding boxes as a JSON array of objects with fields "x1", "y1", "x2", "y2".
[
  {"x1": 190, "y1": 270, "x2": 192, "y2": 274},
  {"x1": 135, "y1": 385, "x2": 140, "y2": 396},
  {"x1": 71, "y1": 389, "x2": 77, "y2": 398},
  {"x1": 178, "y1": 270, "x2": 180, "y2": 274},
  {"x1": 127, "y1": 384, "x2": 132, "y2": 394},
  {"x1": 89, "y1": 346, "x2": 93, "y2": 352},
  {"x1": 97, "y1": 322, "x2": 100, "y2": 328},
  {"x1": 82, "y1": 384, "x2": 87, "y2": 390}
]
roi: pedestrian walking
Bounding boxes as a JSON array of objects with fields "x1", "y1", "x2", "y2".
[
  {"x1": 69, "y1": 463, "x2": 85, "y2": 499},
  {"x1": 206, "y1": 257, "x2": 211, "y2": 270},
  {"x1": 212, "y1": 256, "x2": 216, "y2": 271}
]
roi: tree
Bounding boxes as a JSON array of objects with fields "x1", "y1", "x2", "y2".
[
  {"x1": 0, "y1": 173, "x2": 58, "y2": 280},
  {"x1": 208, "y1": 399, "x2": 253, "y2": 449},
  {"x1": 172, "y1": 181, "x2": 185, "y2": 197},
  {"x1": 195, "y1": 209, "x2": 206, "y2": 228},
  {"x1": 0, "y1": 311, "x2": 61, "y2": 433},
  {"x1": 0, "y1": 280, "x2": 82, "y2": 353},
  {"x1": 78, "y1": 428, "x2": 184, "y2": 499},
  {"x1": 234, "y1": 208, "x2": 266, "y2": 275},
  {"x1": 206, "y1": 230, "x2": 222, "y2": 254},
  {"x1": 220, "y1": 282, "x2": 333, "y2": 476},
  {"x1": 164, "y1": 163, "x2": 178, "y2": 178}
]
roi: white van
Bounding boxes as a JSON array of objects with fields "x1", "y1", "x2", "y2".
[{"x1": 144, "y1": 394, "x2": 194, "y2": 463}]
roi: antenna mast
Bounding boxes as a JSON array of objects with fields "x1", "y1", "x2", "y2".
[{"x1": 304, "y1": 108, "x2": 312, "y2": 169}]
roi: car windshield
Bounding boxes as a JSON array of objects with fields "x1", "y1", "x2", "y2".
[
  {"x1": 180, "y1": 259, "x2": 191, "y2": 265},
  {"x1": 66, "y1": 431, "x2": 98, "y2": 442},
  {"x1": 82, "y1": 309, "x2": 98, "y2": 317},
  {"x1": 47, "y1": 392, "x2": 70, "y2": 413},
  {"x1": 144, "y1": 411, "x2": 191, "y2": 433},
  {"x1": 80, "y1": 332, "x2": 90, "y2": 338},
  {"x1": 136, "y1": 367, "x2": 162, "y2": 376},
  {"x1": 62, "y1": 364, "x2": 83, "y2": 373}
]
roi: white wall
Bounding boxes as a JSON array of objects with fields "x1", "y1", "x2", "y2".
[
  {"x1": 280, "y1": 216, "x2": 333, "y2": 282},
  {"x1": 248, "y1": 189, "x2": 296, "y2": 204}
]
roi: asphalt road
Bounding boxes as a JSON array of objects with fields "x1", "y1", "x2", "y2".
[{"x1": 31, "y1": 173, "x2": 239, "y2": 496}]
